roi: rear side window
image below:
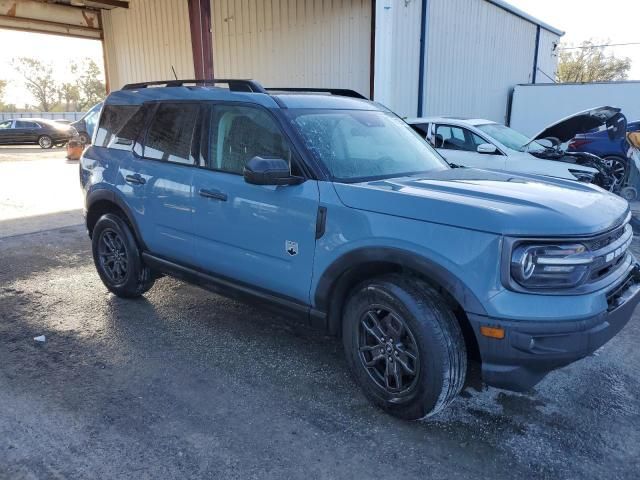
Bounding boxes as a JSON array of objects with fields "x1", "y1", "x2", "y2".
[
  {"x1": 143, "y1": 103, "x2": 199, "y2": 165},
  {"x1": 95, "y1": 105, "x2": 144, "y2": 149},
  {"x1": 16, "y1": 121, "x2": 39, "y2": 128}
]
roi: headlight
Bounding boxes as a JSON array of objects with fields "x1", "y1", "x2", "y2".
[
  {"x1": 569, "y1": 169, "x2": 595, "y2": 183},
  {"x1": 510, "y1": 243, "x2": 593, "y2": 288}
]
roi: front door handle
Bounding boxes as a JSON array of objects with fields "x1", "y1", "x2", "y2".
[
  {"x1": 125, "y1": 174, "x2": 146, "y2": 185},
  {"x1": 199, "y1": 188, "x2": 227, "y2": 201}
]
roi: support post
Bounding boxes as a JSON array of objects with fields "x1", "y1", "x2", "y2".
[{"x1": 188, "y1": 0, "x2": 214, "y2": 79}]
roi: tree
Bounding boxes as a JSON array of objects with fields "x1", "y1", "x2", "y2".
[
  {"x1": 557, "y1": 39, "x2": 631, "y2": 83},
  {"x1": 0, "y1": 79, "x2": 6, "y2": 109},
  {"x1": 11, "y1": 57, "x2": 59, "y2": 111},
  {"x1": 58, "y1": 82, "x2": 81, "y2": 111},
  {"x1": 71, "y1": 58, "x2": 106, "y2": 110}
]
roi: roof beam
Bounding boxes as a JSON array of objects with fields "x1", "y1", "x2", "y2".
[{"x1": 0, "y1": 0, "x2": 101, "y2": 38}]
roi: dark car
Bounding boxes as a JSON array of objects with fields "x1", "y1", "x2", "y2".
[
  {"x1": 0, "y1": 118, "x2": 76, "y2": 149},
  {"x1": 71, "y1": 102, "x2": 102, "y2": 144},
  {"x1": 568, "y1": 120, "x2": 640, "y2": 183}
]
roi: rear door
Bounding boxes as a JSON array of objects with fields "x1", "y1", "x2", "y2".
[
  {"x1": 133, "y1": 102, "x2": 201, "y2": 265},
  {"x1": 191, "y1": 103, "x2": 319, "y2": 303},
  {"x1": 14, "y1": 120, "x2": 41, "y2": 143}
]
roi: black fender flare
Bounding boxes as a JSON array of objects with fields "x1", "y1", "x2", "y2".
[
  {"x1": 314, "y1": 247, "x2": 487, "y2": 334},
  {"x1": 86, "y1": 188, "x2": 146, "y2": 250}
]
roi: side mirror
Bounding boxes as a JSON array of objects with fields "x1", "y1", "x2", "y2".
[
  {"x1": 243, "y1": 156, "x2": 303, "y2": 186},
  {"x1": 477, "y1": 143, "x2": 497, "y2": 154}
]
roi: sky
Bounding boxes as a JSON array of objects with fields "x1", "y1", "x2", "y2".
[
  {"x1": 0, "y1": 0, "x2": 638, "y2": 106},
  {"x1": 507, "y1": 0, "x2": 640, "y2": 79}
]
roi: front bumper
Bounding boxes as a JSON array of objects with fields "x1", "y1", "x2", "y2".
[{"x1": 468, "y1": 266, "x2": 640, "y2": 391}]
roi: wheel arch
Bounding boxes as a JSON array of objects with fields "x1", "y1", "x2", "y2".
[
  {"x1": 314, "y1": 247, "x2": 485, "y2": 357},
  {"x1": 86, "y1": 189, "x2": 146, "y2": 250}
]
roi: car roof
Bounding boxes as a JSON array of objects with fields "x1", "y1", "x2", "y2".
[
  {"x1": 105, "y1": 85, "x2": 384, "y2": 111},
  {"x1": 406, "y1": 116, "x2": 497, "y2": 127}
]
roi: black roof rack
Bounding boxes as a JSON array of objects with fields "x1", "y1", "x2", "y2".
[
  {"x1": 265, "y1": 87, "x2": 367, "y2": 99},
  {"x1": 122, "y1": 79, "x2": 267, "y2": 93},
  {"x1": 121, "y1": 80, "x2": 368, "y2": 100}
]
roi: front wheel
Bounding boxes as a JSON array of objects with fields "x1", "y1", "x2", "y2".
[
  {"x1": 342, "y1": 275, "x2": 467, "y2": 420},
  {"x1": 38, "y1": 135, "x2": 53, "y2": 149},
  {"x1": 92, "y1": 213, "x2": 155, "y2": 298},
  {"x1": 603, "y1": 156, "x2": 627, "y2": 185}
]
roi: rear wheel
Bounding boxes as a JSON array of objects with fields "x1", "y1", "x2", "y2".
[
  {"x1": 38, "y1": 135, "x2": 53, "y2": 149},
  {"x1": 92, "y1": 213, "x2": 155, "y2": 298},
  {"x1": 79, "y1": 132, "x2": 90, "y2": 145},
  {"x1": 342, "y1": 275, "x2": 467, "y2": 420}
]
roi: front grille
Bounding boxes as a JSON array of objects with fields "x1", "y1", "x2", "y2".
[
  {"x1": 586, "y1": 222, "x2": 633, "y2": 283},
  {"x1": 584, "y1": 223, "x2": 626, "y2": 251}
]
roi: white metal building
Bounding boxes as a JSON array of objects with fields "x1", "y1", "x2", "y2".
[{"x1": 2, "y1": 0, "x2": 563, "y2": 123}]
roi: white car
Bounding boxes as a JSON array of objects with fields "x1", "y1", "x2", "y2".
[{"x1": 406, "y1": 107, "x2": 626, "y2": 189}]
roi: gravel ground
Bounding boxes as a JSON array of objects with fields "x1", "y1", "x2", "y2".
[{"x1": 0, "y1": 152, "x2": 639, "y2": 479}]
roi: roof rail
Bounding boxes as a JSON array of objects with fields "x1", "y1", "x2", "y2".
[
  {"x1": 122, "y1": 79, "x2": 267, "y2": 93},
  {"x1": 265, "y1": 87, "x2": 367, "y2": 100}
]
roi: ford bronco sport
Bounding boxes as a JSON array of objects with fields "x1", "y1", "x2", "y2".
[{"x1": 80, "y1": 79, "x2": 640, "y2": 420}]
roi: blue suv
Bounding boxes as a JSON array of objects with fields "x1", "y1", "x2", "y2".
[{"x1": 80, "y1": 80, "x2": 640, "y2": 420}]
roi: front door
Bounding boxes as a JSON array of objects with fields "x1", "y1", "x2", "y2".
[
  {"x1": 0, "y1": 120, "x2": 14, "y2": 144},
  {"x1": 433, "y1": 124, "x2": 506, "y2": 170},
  {"x1": 192, "y1": 104, "x2": 319, "y2": 304}
]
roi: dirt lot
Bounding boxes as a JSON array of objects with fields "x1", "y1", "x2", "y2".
[{"x1": 0, "y1": 148, "x2": 639, "y2": 479}]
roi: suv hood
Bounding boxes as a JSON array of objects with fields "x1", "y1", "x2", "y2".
[
  {"x1": 529, "y1": 106, "x2": 627, "y2": 144},
  {"x1": 333, "y1": 169, "x2": 628, "y2": 236}
]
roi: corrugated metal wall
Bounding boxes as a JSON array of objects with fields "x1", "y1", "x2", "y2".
[
  {"x1": 373, "y1": 0, "x2": 422, "y2": 117},
  {"x1": 211, "y1": 0, "x2": 372, "y2": 98},
  {"x1": 536, "y1": 28, "x2": 560, "y2": 83},
  {"x1": 102, "y1": 0, "x2": 195, "y2": 90},
  {"x1": 422, "y1": 0, "x2": 558, "y2": 123}
]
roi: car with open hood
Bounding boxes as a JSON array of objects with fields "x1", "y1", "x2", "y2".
[
  {"x1": 407, "y1": 106, "x2": 625, "y2": 191},
  {"x1": 80, "y1": 81, "x2": 640, "y2": 420}
]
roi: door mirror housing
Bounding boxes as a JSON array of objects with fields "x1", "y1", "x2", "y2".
[
  {"x1": 477, "y1": 143, "x2": 498, "y2": 154},
  {"x1": 243, "y1": 156, "x2": 304, "y2": 186}
]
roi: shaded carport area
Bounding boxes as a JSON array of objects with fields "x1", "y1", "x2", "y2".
[{"x1": 1, "y1": 1, "x2": 640, "y2": 479}]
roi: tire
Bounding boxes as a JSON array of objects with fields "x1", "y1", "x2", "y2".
[
  {"x1": 342, "y1": 275, "x2": 466, "y2": 420},
  {"x1": 603, "y1": 156, "x2": 627, "y2": 185},
  {"x1": 91, "y1": 213, "x2": 155, "y2": 298},
  {"x1": 38, "y1": 135, "x2": 53, "y2": 149},
  {"x1": 79, "y1": 132, "x2": 90, "y2": 145}
]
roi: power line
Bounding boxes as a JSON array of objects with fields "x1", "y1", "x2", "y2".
[{"x1": 558, "y1": 42, "x2": 640, "y2": 50}]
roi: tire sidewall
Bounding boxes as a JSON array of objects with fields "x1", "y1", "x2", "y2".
[
  {"x1": 343, "y1": 278, "x2": 458, "y2": 419},
  {"x1": 92, "y1": 213, "x2": 145, "y2": 297}
]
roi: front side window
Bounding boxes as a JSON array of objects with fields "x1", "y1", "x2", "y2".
[
  {"x1": 290, "y1": 110, "x2": 447, "y2": 181},
  {"x1": 209, "y1": 105, "x2": 292, "y2": 175},
  {"x1": 0, "y1": 121, "x2": 11, "y2": 129},
  {"x1": 434, "y1": 125, "x2": 477, "y2": 151},
  {"x1": 144, "y1": 103, "x2": 199, "y2": 164}
]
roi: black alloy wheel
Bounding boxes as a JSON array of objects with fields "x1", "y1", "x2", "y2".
[
  {"x1": 97, "y1": 228, "x2": 129, "y2": 285},
  {"x1": 358, "y1": 307, "x2": 420, "y2": 395}
]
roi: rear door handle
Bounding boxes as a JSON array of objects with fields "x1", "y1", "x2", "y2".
[
  {"x1": 125, "y1": 174, "x2": 146, "y2": 185},
  {"x1": 199, "y1": 188, "x2": 227, "y2": 201}
]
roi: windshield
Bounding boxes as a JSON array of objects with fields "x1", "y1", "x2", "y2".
[
  {"x1": 476, "y1": 123, "x2": 546, "y2": 153},
  {"x1": 288, "y1": 110, "x2": 448, "y2": 181}
]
